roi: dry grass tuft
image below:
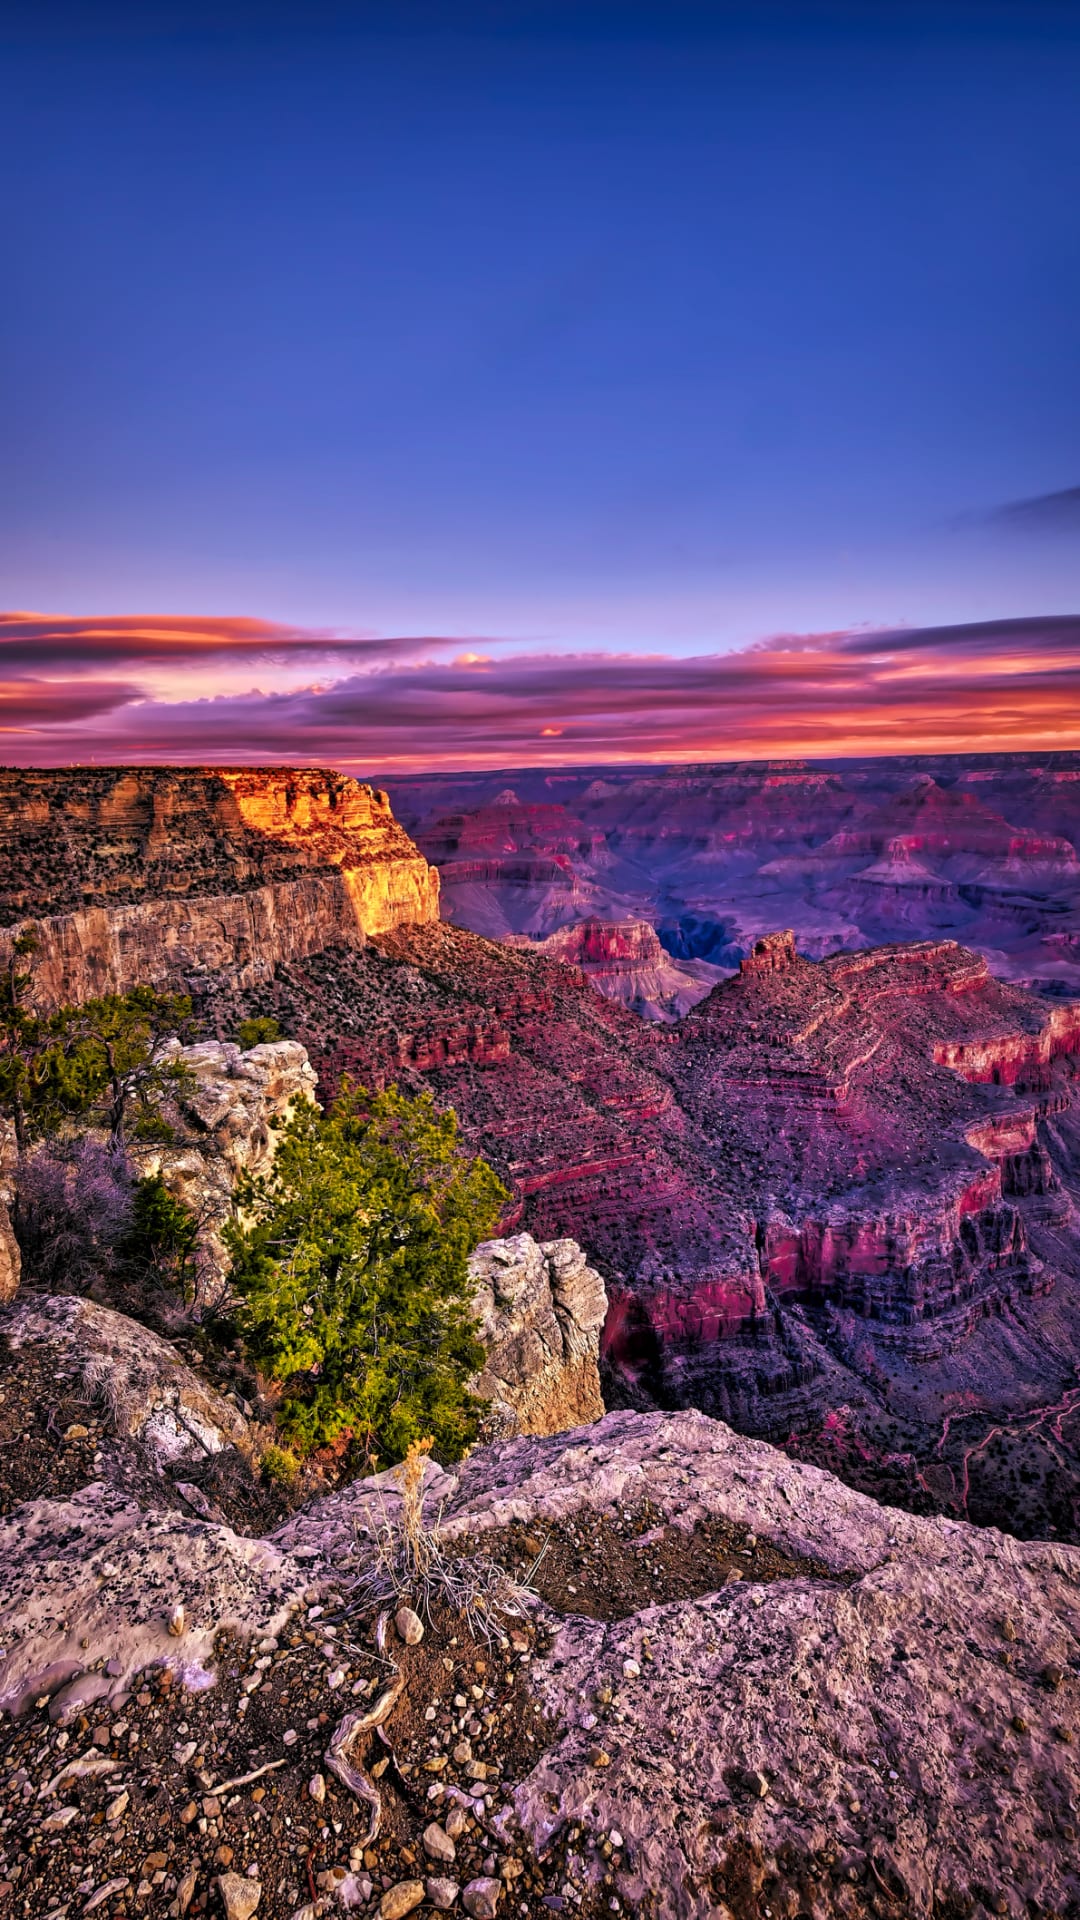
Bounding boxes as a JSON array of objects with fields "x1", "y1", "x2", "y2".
[{"x1": 343, "y1": 1437, "x2": 542, "y2": 1647}]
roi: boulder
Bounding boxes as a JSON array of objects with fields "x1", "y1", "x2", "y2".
[
  {"x1": 469, "y1": 1233, "x2": 607, "y2": 1437},
  {"x1": 0, "y1": 1292, "x2": 246, "y2": 1467}
]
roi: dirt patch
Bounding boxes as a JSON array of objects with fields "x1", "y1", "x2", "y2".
[
  {"x1": 0, "y1": 1591, "x2": 622, "y2": 1919},
  {"x1": 456, "y1": 1500, "x2": 848, "y2": 1621},
  {"x1": 0, "y1": 1337, "x2": 106, "y2": 1515}
]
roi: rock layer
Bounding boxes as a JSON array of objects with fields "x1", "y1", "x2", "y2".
[
  {"x1": 520, "y1": 917, "x2": 722, "y2": 1021},
  {"x1": 386, "y1": 750, "x2": 1080, "y2": 997},
  {"x1": 0, "y1": 767, "x2": 438, "y2": 1011}
]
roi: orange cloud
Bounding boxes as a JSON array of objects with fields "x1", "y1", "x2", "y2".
[{"x1": 2, "y1": 612, "x2": 1079, "y2": 772}]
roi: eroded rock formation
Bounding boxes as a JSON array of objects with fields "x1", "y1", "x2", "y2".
[
  {"x1": 134, "y1": 1037, "x2": 318, "y2": 1299},
  {"x1": 387, "y1": 750, "x2": 1080, "y2": 997},
  {"x1": 0, "y1": 767, "x2": 439, "y2": 1011},
  {"x1": 469, "y1": 1233, "x2": 608, "y2": 1436},
  {"x1": 521, "y1": 916, "x2": 722, "y2": 1021},
  {"x1": 217, "y1": 916, "x2": 1080, "y2": 1534}
]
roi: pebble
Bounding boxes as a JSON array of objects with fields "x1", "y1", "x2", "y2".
[
  {"x1": 462, "y1": 1878, "x2": 502, "y2": 1918},
  {"x1": 282, "y1": 1728, "x2": 298, "y2": 1746},
  {"x1": 396, "y1": 1607, "x2": 425, "y2": 1646},
  {"x1": 64, "y1": 1424, "x2": 89, "y2": 1440},
  {"x1": 427, "y1": 1878, "x2": 460, "y2": 1911},
  {"x1": 168, "y1": 1602, "x2": 187, "y2": 1638},
  {"x1": 380, "y1": 1881, "x2": 425, "y2": 1919},
  {"x1": 216, "y1": 1873, "x2": 262, "y2": 1920},
  {"x1": 622, "y1": 1659, "x2": 640, "y2": 1679},
  {"x1": 423, "y1": 1822, "x2": 457, "y2": 1865},
  {"x1": 105, "y1": 1790, "x2": 129, "y2": 1823},
  {"x1": 309, "y1": 1773, "x2": 327, "y2": 1803}
]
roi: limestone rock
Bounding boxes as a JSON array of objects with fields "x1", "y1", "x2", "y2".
[
  {"x1": 131, "y1": 1036, "x2": 318, "y2": 1298},
  {"x1": 0, "y1": 1481, "x2": 305, "y2": 1718},
  {"x1": 0, "y1": 1198, "x2": 19, "y2": 1304},
  {"x1": 379, "y1": 1882, "x2": 424, "y2": 1919},
  {"x1": 461, "y1": 1879, "x2": 500, "y2": 1919},
  {"x1": 0, "y1": 1291, "x2": 245, "y2": 1468},
  {"x1": 431, "y1": 1409, "x2": 1080, "y2": 1920},
  {"x1": 216, "y1": 1873, "x2": 261, "y2": 1920},
  {"x1": 0, "y1": 767, "x2": 439, "y2": 1014},
  {"x1": 469, "y1": 1233, "x2": 607, "y2": 1437}
]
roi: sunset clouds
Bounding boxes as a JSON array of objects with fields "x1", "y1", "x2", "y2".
[{"x1": 3, "y1": 612, "x2": 1080, "y2": 772}]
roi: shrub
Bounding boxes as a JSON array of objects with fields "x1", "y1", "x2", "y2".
[
  {"x1": 224, "y1": 1084, "x2": 508, "y2": 1466},
  {"x1": 121, "y1": 1172, "x2": 200, "y2": 1296},
  {"x1": 261, "y1": 1442, "x2": 300, "y2": 1487},
  {"x1": 15, "y1": 1138, "x2": 136, "y2": 1292},
  {"x1": 237, "y1": 1016, "x2": 282, "y2": 1049}
]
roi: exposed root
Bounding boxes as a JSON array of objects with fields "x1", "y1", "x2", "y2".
[{"x1": 323, "y1": 1610, "x2": 405, "y2": 1846}]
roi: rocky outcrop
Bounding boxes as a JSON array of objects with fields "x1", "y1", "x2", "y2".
[
  {"x1": 278, "y1": 1406, "x2": 1080, "y2": 1918},
  {"x1": 0, "y1": 1292, "x2": 246, "y2": 1468},
  {"x1": 469, "y1": 1233, "x2": 608, "y2": 1435},
  {"x1": 0, "y1": 1481, "x2": 304, "y2": 1719},
  {"x1": 0, "y1": 767, "x2": 439, "y2": 1012},
  {"x1": 523, "y1": 916, "x2": 723, "y2": 1021},
  {"x1": 132, "y1": 1037, "x2": 318, "y2": 1299}
]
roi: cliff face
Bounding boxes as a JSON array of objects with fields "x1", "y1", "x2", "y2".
[
  {"x1": 0, "y1": 767, "x2": 439, "y2": 1009},
  {"x1": 524, "y1": 915, "x2": 724, "y2": 1021}
]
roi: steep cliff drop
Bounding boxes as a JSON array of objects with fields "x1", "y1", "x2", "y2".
[{"x1": 0, "y1": 766, "x2": 439, "y2": 1011}]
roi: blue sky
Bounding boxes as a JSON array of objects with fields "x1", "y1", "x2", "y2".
[{"x1": 2, "y1": 3, "x2": 1080, "y2": 767}]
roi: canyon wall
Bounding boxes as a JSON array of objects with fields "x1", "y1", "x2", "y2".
[
  {"x1": 0, "y1": 767, "x2": 439, "y2": 1009},
  {"x1": 386, "y1": 750, "x2": 1080, "y2": 1000}
]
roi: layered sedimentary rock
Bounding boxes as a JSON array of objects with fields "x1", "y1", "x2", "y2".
[
  {"x1": 215, "y1": 916, "x2": 1080, "y2": 1533},
  {"x1": 521, "y1": 916, "x2": 722, "y2": 1021},
  {"x1": 386, "y1": 749, "x2": 1080, "y2": 995},
  {"x1": 469, "y1": 1233, "x2": 608, "y2": 1435},
  {"x1": 0, "y1": 767, "x2": 438, "y2": 1011}
]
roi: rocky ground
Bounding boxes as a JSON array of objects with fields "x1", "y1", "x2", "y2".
[{"x1": 5, "y1": 1362, "x2": 1080, "y2": 1920}]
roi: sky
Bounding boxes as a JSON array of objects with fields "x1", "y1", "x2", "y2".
[{"x1": 2, "y1": 0, "x2": 1080, "y2": 771}]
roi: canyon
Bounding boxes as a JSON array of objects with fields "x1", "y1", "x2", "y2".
[
  {"x1": 6, "y1": 763, "x2": 1080, "y2": 1915},
  {"x1": 386, "y1": 751, "x2": 1080, "y2": 1002},
  {"x1": 6, "y1": 765, "x2": 1080, "y2": 1542}
]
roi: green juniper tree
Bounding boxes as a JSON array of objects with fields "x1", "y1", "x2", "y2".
[{"x1": 224, "y1": 1084, "x2": 507, "y2": 1466}]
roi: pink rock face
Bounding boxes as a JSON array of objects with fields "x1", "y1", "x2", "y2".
[{"x1": 525, "y1": 916, "x2": 722, "y2": 1021}]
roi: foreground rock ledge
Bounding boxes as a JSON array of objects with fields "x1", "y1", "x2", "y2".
[
  {"x1": 286, "y1": 1407, "x2": 1080, "y2": 1918},
  {"x1": 3, "y1": 1407, "x2": 1079, "y2": 1916}
]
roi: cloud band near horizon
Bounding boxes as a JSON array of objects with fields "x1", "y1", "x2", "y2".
[{"x1": 2, "y1": 611, "x2": 1080, "y2": 772}]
